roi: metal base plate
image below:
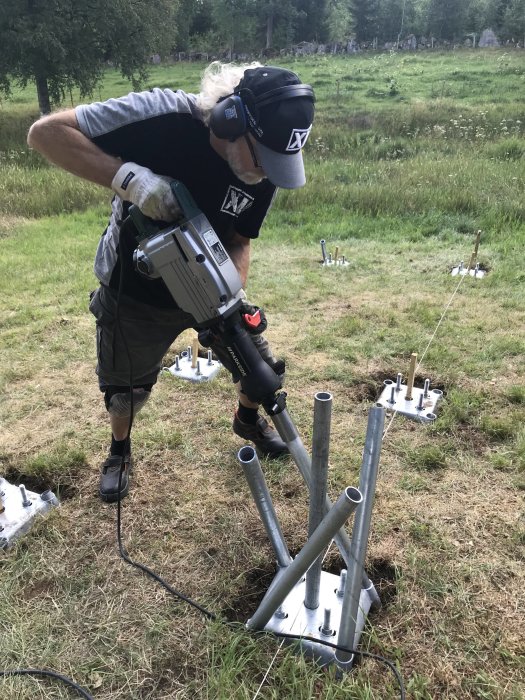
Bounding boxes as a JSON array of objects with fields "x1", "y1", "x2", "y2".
[
  {"x1": 451, "y1": 264, "x2": 486, "y2": 278},
  {"x1": 322, "y1": 259, "x2": 350, "y2": 267},
  {"x1": 376, "y1": 380, "x2": 443, "y2": 423},
  {"x1": 0, "y1": 478, "x2": 59, "y2": 548},
  {"x1": 261, "y1": 571, "x2": 372, "y2": 668},
  {"x1": 164, "y1": 350, "x2": 222, "y2": 383}
]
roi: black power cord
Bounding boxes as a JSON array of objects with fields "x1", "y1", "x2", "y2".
[
  {"x1": 0, "y1": 237, "x2": 405, "y2": 699},
  {"x1": 111, "y1": 259, "x2": 406, "y2": 699},
  {"x1": 0, "y1": 669, "x2": 94, "y2": 699}
]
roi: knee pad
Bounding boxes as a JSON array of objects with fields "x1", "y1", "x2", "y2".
[
  {"x1": 251, "y1": 334, "x2": 286, "y2": 383},
  {"x1": 105, "y1": 386, "x2": 151, "y2": 418}
]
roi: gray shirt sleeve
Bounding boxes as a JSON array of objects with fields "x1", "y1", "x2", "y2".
[{"x1": 75, "y1": 88, "x2": 200, "y2": 139}]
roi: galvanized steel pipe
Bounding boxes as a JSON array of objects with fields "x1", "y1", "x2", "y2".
[
  {"x1": 238, "y1": 446, "x2": 292, "y2": 569},
  {"x1": 271, "y1": 407, "x2": 381, "y2": 607},
  {"x1": 247, "y1": 486, "x2": 362, "y2": 631},
  {"x1": 336, "y1": 406, "x2": 384, "y2": 668},
  {"x1": 304, "y1": 391, "x2": 332, "y2": 610}
]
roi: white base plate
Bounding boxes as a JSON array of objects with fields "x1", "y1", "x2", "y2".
[
  {"x1": 0, "y1": 478, "x2": 59, "y2": 548},
  {"x1": 322, "y1": 259, "x2": 350, "y2": 267},
  {"x1": 451, "y1": 265, "x2": 486, "y2": 278},
  {"x1": 164, "y1": 351, "x2": 222, "y2": 383},
  {"x1": 376, "y1": 380, "x2": 443, "y2": 422},
  {"x1": 255, "y1": 570, "x2": 373, "y2": 668}
]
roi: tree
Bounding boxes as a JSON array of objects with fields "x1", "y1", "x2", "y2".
[
  {"x1": 484, "y1": 0, "x2": 513, "y2": 31},
  {"x1": 376, "y1": 0, "x2": 421, "y2": 44},
  {"x1": 502, "y1": 0, "x2": 525, "y2": 41},
  {"x1": 173, "y1": 0, "x2": 199, "y2": 52},
  {"x1": 351, "y1": 0, "x2": 381, "y2": 43},
  {"x1": 210, "y1": 0, "x2": 258, "y2": 57},
  {"x1": 0, "y1": 0, "x2": 177, "y2": 115},
  {"x1": 295, "y1": 0, "x2": 329, "y2": 42},
  {"x1": 424, "y1": 0, "x2": 467, "y2": 40},
  {"x1": 255, "y1": 0, "x2": 303, "y2": 50},
  {"x1": 326, "y1": 0, "x2": 353, "y2": 43}
]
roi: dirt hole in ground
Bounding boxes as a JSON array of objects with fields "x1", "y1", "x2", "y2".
[
  {"x1": 222, "y1": 555, "x2": 398, "y2": 623},
  {"x1": 368, "y1": 557, "x2": 398, "y2": 608},
  {"x1": 347, "y1": 380, "x2": 379, "y2": 403},
  {"x1": 325, "y1": 554, "x2": 398, "y2": 609},
  {"x1": 2, "y1": 465, "x2": 77, "y2": 501},
  {"x1": 222, "y1": 562, "x2": 277, "y2": 622}
]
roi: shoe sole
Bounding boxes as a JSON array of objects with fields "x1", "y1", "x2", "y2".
[{"x1": 99, "y1": 481, "x2": 130, "y2": 503}]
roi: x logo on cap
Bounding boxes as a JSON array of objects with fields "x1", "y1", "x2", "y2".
[{"x1": 286, "y1": 126, "x2": 312, "y2": 152}]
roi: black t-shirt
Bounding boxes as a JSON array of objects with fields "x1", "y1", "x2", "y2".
[{"x1": 76, "y1": 89, "x2": 276, "y2": 307}]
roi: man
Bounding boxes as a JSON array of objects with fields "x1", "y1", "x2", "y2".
[{"x1": 27, "y1": 61, "x2": 315, "y2": 503}]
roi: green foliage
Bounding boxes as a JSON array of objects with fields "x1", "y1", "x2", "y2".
[
  {"x1": 406, "y1": 673, "x2": 434, "y2": 700},
  {"x1": 486, "y1": 138, "x2": 525, "y2": 161},
  {"x1": 409, "y1": 445, "x2": 449, "y2": 471},
  {"x1": 502, "y1": 0, "x2": 525, "y2": 41},
  {"x1": 506, "y1": 385, "x2": 525, "y2": 404},
  {"x1": 25, "y1": 444, "x2": 87, "y2": 481},
  {"x1": 436, "y1": 388, "x2": 485, "y2": 429},
  {"x1": 0, "y1": 0, "x2": 177, "y2": 113},
  {"x1": 479, "y1": 415, "x2": 520, "y2": 443},
  {"x1": 1, "y1": 51, "x2": 525, "y2": 699}
]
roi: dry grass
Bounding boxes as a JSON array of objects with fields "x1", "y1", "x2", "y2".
[
  {"x1": 1, "y1": 231, "x2": 524, "y2": 699},
  {"x1": 1, "y1": 49, "x2": 524, "y2": 698}
]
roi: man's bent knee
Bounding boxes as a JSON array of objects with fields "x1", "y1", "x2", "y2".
[{"x1": 104, "y1": 385, "x2": 152, "y2": 418}]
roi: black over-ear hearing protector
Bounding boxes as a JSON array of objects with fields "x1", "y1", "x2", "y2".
[{"x1": 209, "y1": 84, "x2": 314, "y2": 141}]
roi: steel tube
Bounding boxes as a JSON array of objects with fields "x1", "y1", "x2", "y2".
[
  {"x1": 238, "y1": 446, "x2": 292, "y2": 569},
  {"x1": 336, "y1": 407, "x2": 384, "y2": 668},
  {"x1": 271, "y1": 408, "x2": 381, "y2": 606},
  {"x1": 305, "y1": 392, "x2": 332, "y2": 610},
  {"x1": 247, "y1": 487, "x2": 362, "y2": 631}
]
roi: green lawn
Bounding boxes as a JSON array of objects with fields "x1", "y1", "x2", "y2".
[{"x1": 1, "y1": 49, "x2": 524, "y2": 699}]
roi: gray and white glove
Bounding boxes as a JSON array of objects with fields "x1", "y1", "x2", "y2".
[{"x1": 111, "y1": 162, "x2": 181, "y2": 221}]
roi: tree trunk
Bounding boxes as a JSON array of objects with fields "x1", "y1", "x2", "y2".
[
  {"x1": 266, "y1": 12, "x2": 274, "y2": 48},
  {"x1": 36, "y1": 74, "x2": 51, "y2": 115}
]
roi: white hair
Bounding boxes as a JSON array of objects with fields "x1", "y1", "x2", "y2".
[{"x1": 196, "y1": 60, "x2": 262, "y2": 125}]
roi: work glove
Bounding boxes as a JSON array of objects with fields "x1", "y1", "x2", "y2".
[
  {"x1": 240, "y1": 301, "x2": 267, "y2": 335},
  {"x1": 111, "y1": 162, "x2": 181, "y2": 221}
]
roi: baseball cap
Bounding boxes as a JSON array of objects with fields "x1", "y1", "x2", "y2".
[{"x1": 236, "y1": 66, "x2": 315, "y2": 189}]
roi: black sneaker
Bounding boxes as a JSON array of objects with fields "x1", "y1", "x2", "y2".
[
  {"x1": 99, "y1": 453, "x2": 132, "y2": 503},
  {"x1": 233, "y1": 413, "x2": 289, "y2": 459}
]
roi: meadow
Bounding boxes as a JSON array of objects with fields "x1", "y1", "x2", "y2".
[{"x1": 0, "y1": 49, "x2": 524, "y2": 699}]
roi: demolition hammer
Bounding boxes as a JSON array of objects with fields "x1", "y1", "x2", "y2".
[{"x1": 128, "y1": 180, "x2": 286, "y2": 415}]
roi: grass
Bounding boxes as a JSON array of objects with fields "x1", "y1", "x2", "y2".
[{"x1": 1, "y1": 49, "x2": 524, "y2": 699}]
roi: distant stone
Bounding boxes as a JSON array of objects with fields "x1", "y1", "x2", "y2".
[{"x1": 479, "y1": 29, "x2": 500, "y2": 47}]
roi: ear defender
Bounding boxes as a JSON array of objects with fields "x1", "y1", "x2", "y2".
[
  {"x1": 209, "y1": 83, "x2": 315, "y2": 141},
  {"x1": 209, "y1": 94, "x2": 247, "y2": 141}
]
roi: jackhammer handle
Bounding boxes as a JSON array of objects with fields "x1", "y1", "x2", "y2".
[
  {"x1": 129, "y1": 180, "x2": 201, "y2": 242},
  {"x1": 169, "y1": 180, "x2": 201, "y2": 221}
]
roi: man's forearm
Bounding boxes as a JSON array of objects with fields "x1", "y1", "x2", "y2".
[
  {"x1": 226, "y1": 235, "x2": 251, "y2": 288},
  {"x1": 27, "y1": 110, "x2": 121, "y2": 188}
]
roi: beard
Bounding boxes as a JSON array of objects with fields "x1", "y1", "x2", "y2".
[{"x1": 225, "y1": 141, "x2": 264, "y2": 185}]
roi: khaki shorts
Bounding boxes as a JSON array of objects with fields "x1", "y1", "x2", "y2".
[
  {"x1": 89, "y1": 285, "x2": 280, "y2": 391},
  {"x1": 89, "y1": 285, "x2": 194, "y2": 388}
]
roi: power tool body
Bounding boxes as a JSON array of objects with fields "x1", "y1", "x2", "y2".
[{"x1": 128, "y1": 181, "x2": 283, "y2": 410}]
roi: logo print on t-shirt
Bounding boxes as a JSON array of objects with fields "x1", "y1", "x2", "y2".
[
  {"x1": 221, "y1": 186, "x2": 254, "y2": 217},
  {"x1": 286, "y1": 126, "x2": 312, "y2": 152}
]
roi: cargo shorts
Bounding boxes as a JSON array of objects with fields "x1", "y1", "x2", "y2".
[
  {"x1": 88, "y1": 285, "x2": 280, "y2": 392},
  {"x1": 88, "y1": 285, "x2": 195, "y2": 389}
]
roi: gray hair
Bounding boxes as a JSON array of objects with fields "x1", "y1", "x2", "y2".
[{"x1": 196, "y1": 60, "x2": 262, "y2": 126}]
